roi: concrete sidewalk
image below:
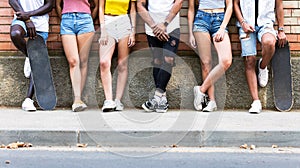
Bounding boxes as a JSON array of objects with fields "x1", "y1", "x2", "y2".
[{"x1": 0, "y1": 107, "x2": 300, "y2": 148}]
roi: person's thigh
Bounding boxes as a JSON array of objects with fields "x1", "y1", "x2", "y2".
[{"x1": 61, "y1": 35, "x2": 79, "y2": 62}]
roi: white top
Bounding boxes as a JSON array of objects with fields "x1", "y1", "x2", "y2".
[
  {"x1": 237, "y1": 0, "x2": 275, "y2": 28},
  {"x1": 15, "y1": 0, "x2": 49, "y2": 32},
  {"x1": 145, "y1": 0, "x2": 180, "y2": 36},
  {"x1": 199, "y1": 0, "x2": 225, "y2": 9}
]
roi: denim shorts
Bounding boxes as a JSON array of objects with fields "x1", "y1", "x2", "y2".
[
  {"x1": 11, "y1": 19, "x2": 48, "y2": 42},
  {"x1": 104, "y1": 15, "x2": 132, "y2": 42},
  {"x1": 147, "y1": 28, "x2": 180, "y2": 63},
  {"x1": 239, "y1": 25, "x2": 277, "y2": 57},
  {"x1": 193, "y1": 10, "x2": 228, "y2": 37},
  {"x1": 60, "y1": 13, "x2": 95, "y2": 35}
]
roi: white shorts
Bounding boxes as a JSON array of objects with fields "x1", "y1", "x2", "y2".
[{"x1": 104, "y1": 15, "x2": 132, "y2": 42}]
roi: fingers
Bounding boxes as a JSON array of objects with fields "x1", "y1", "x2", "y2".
[
  {"x1": 98, "y1": 37, "x2": 108, "y2": 46},
  {"x1": 278, "y1": 39, "x2": 286, "y2": 48},
  {"x1": 249, "y1": 25, "x2": 255, "y2": 32},
  {"x1": 128, "y1": 36, "x2": 135, "y2": 47}
]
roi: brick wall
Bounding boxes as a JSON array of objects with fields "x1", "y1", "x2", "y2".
[{"x1": 0, "y1": 0, "x2": 299, "y2": 56}]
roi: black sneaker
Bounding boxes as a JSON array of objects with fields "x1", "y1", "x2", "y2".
[
  {"x1": 142, "y1": 96, "x2": 159, "y2": 112},
  {"x1": 156, "y1": 96, "x2": 169, "y2": 113}
]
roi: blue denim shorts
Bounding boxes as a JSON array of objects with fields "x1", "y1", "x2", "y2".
[
  {"x1": 193, "y1": 10, "x2": 228, "y2": 37},
  {"x1": 11, "y1": 19, "x2": 48, "y2": 42},
  {"x1": 60, "y1": 13, "x2": 95, "y2": 35},
  {"x1": 239, "y1": 25, "x2": 277, "y2": 57}
]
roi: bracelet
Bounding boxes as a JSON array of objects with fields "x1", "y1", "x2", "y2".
[
  {"x1": 278, "y1": 27, "x2": 284, "y2": 31},
  {"x1": 25, "y1": 19, "x2": 31, "y2": 23},
  {"x1": 241, "y1": 19, "x2": 246, "y2": 26}
]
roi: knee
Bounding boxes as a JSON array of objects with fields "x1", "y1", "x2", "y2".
[
  {"x1": 117, "y1": 60, "x2": 128, "y2": 73},
  {"x1": 68, "y1": 58, "x2": 79, "y2": 69},
  {"x1": 200, "y1": 60, "x2": 212, "y2": 73},
  {"x1": 164, "y1": 56, "x2": 174, "y2": 65},
  {"x1": 221, "y1": 58, "x2": 232, "y2": 70},
  {"x1": 153, "y1": 58, "x2": 163, "y2": 66},
  {"x1": 262, "y1": 38, "x2": 276, "y2": 49},
  {"x1": 10, "y1": 30, "x2": 23, "y2": 41},
  {"x1": 80, "y1": 60, "x2": 88, "y2": 69},
  {"x1": 99, "y1": 59, "x2": 111, "y2": 70}
]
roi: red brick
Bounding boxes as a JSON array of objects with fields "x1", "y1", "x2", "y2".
[{"x1": 0, "y1": 8, "x2": 14, "y2": 16}]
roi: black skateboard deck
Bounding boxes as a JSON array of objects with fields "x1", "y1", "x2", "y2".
[
  {"x1": 271, "y1": 42, "x2": 293, "y2": 111},
  {"x1": 27, "y1": 35, "x2": 57, "y2": 110}
]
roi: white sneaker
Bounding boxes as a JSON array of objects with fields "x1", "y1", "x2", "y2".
[
  {"x1": 193, "y1": 86, "x2": 206, "y2": 111},
  {"x1": 115, "y1": 99, "x2": 124, "y2": 111},
  {"x1": 249, "y1": 100, "x2": 262, "y2": 114},
  {"x1": 203, "y1": 101, "x2": 217, "y2": 112},
  {"x1": 22, "y1": 98, "x2": 36, "y2": 111},
  {"x1": 24, "y1": 57, "x2": 31, "y2": 78},
  {"x1": 72, "y1": 100, "x2": 87, "y2": 112},
  {"x1": 258, "y1": 58, "x2": 269, "y2": 87},
  {"x1": 102, "y1": 100, "x2": 116, "y2": 112}
]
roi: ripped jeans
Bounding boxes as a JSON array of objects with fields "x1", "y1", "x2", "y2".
[{"x1": 146, "y1": 28, "x2": 180, "y2": 93}]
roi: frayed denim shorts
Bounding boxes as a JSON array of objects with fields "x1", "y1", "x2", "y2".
[
  {"x1": 11, "y1": 19, "x2": 48, "y2": 42},
  {"x1": 239, "y1": 25, "x2": 277, "y2": 57},
  {"x1": 60, "y1": 13, "x2": 95, "y2": 35},
  {"x1": 193, "y1": 10, "x2": 228, "y2": 37}
]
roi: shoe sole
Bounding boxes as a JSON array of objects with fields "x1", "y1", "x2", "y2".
[
  {"x1": 193, "y1": 86, "x2": 202, "y2": 111},
  {"x1": 249, "y1": 111, "x2": 261, "y2": 114},
  {"x1": 142, "y1": 103, "x2": 154, "y2": 112},
  {"x1": 102, "y1": 107, "x2": 116, "y2": 112},
  {"x1": 155, "y1": 109, "x2": 167, "y2": 113},
  {"x1": 22, "y1": 107, "x2": 36, "y2": 112},
  {"x1": 73, "y1": 106, "x2": 84, "y2": 112},
  {"x1": 115, "y1": 107, "x2": 123, "y2": 111},
  {"x1": 203, "y1": 107, "x2": 217, "y2": 112}
]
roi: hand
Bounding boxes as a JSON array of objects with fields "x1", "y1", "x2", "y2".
[
  {"x1": 277, "y1": 31, "x2": 287, "y2": 48},
  {"x1": 99, "y1": 27, "x2": 108, "y2": 46},
  {"x1": 189, "y1": 34, "x2": 197, "y2": 48},
  {"x1": 15, "y1": 11, "x2": 31, "y2": 21},
  {"x1": 242, "y1": 22, "x2": 255, "y2": 34},
  {"x1": 214, "y1": 27, "x2": 226, "y2": 42},
  {"x1": 25, "y1": 21, "x2": 36, "y2": 39},
  {"x1": 152, "y1": 23, "x2": 169, "y2": 41},
  {"x1": 128, "y1": 33, "x2": 135, "y2": 48}
]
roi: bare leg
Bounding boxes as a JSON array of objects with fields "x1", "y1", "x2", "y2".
[
  {"x1": 10, "y1": 25, "x2": 27, "y2": 56},
  {"x1": 77, "y1": 32, "x2": 94, "y2": 93},
  {"x1": 199, "y1": 33, "x2": 232, "y2": 95},
  {"x1": 10, "y1": 24, "x2": 34, "y2": 99},
  {"x1": 244, "y1": 56, "x2": 259, "y2": 100},
  {"x1": 115, "y1": 36, "x2": 130, "y2": 100},
  {"x1": 260, "y1": 33, "x2": 276, "y2": 69},
  {"x1": 99, "y1": 36, "x2": 116, "y2": 100},
  {"x1": 61, "y1": 35, "x2": 82, "y2": 103},
  {"x1": 194, "y1": 32, "x2": 214, "y2": 100}
]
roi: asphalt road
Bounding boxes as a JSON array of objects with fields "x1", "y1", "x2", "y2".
[{"x1": 1, "y1": 147, "x2": 300, "y2": 168}]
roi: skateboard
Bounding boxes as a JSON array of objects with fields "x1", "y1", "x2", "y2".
[
  {"x1": 271, "y1": 41, "x2": 293, "y2": 111},
  {"x1": 27, "y1": 35, "x2": 57, "y2": 110}
]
